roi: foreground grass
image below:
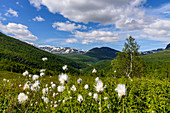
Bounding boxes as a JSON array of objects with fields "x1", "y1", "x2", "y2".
[{"x1": 0, "y1": 71, "x2": 169, "y2": 112}]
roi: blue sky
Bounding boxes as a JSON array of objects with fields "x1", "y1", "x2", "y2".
[{"x1": 0, "y1": 0, "x2": 170, "y2": 51}]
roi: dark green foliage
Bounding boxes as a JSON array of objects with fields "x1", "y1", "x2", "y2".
[
  {"x1": 0, "y1": 32, "x2": 87, "y2": 75},
  {"x1": 85, "y1": 47, "x2": 119, "y2": 61}
]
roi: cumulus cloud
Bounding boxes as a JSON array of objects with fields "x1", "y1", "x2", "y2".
[
  {"x1": 29, "y1": 0, "x2": 147, "y2": 27},
  {"x1": 33, "y1": 16, "x2": 45, "y2": 22},
  {"x1": 0, "y1": 22, "x2": 38, "y2": 41},
  {"x1": 29, "y1": 0, "x2": 42, "y2": 10},
  {"x1": 65, "y1": 38, "x2": 78, "y2": 43},
  {"x1": 52, "y1": 21, "x2": 86, "y2": 32},
  {"x1": 5, "y1": 8, "x2": 18, "y2": 17},
  {"x1": 75, "y1": 30, "x2": 120, "y2": 44},
  {"x1": 142, "y1": 19, "x2": 170, "y2": 42}
]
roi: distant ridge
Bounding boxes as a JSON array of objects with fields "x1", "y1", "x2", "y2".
[
  {"x1": 26, "y1": 42, "x2": 87, "y2": 54},
  {"x1": 85, "y1": 47, "x2": 120, "y2": 60}
]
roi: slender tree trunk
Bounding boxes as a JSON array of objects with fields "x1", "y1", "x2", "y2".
[{"x1": 126, "y1": 53, "x2": 133, "y2": 81}]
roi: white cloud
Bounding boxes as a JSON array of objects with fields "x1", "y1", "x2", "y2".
[
  {"x1": 82, "y1": 40, "x2": 94, "y2": 44},
  {"x1": 65, "y1": 38, "x2": 78, "y2": 43},
  {"x1": 29, "y1": 0, "x2": 42, "y2": 10},
  {"x1": 52, "y1": 21, "x2": 85, "y2": 32},
  {"x1": 144, "y1": 19, "x2": 170, "y2": 37},
  {"x1": 142, "y1": 19, "x2": 170, "y2": 42},
  {"x1": 0, "y1": 14, "x2": 6, "y2": 21},
  {"x1": 33, "y1": 16, "x2": 45, "y2": 22},
  {"x1": 29, "y1": 0, "x2": 147, "y2": 27},
  {"x1": 5, "y1": 8, "x2": 18, "y2": 17},
  {"x1": 75, "y1": 30, "x2": 120, "y2": 44},
  {"x1": 0, "y1": 22, "x2": 38, "y2": 41}
]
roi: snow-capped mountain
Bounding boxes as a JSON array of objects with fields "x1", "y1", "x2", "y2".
[
  {"x1": 139, "y1": 48, "x2": 164, "y2": 55},
  {"x1": 25, "y1": 42, "x2": 87, "y2": 54}
]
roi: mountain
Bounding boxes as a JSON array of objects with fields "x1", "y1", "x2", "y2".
[
  {"x1": 140, "y1": 48, "x2": 164, "y2": 55},
  {"x1": 85, "y1": 47, "x2": 120, "y2": 60},
  {"x1": 65, "y1": 47, "x2": 120, "y2": 66},
  {"x1": 0, "y1": 32, "x2": 87, "y2": 75},
  {"x1": 26, "y1": 42, "x2": 87, "y2": 54},
  {"x1": 165, "y1": 43, "x2": 170, "y2": 50}
]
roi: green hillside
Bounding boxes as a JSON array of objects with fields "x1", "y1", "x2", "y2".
[
  {"x1": 65, "y1": 47, "x2": 119, "y2": 65},
  {"x1": 85, "y1": 47, "x2": 119, "y2": 60},
  {"x1": 142, "y1": 50, "x2": 170, "y2": 65},
  {"x1": 0, "y1": 32, "x2": 87, "y2": 75}
]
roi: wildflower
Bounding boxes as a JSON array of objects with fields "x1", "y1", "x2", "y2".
[
  {"x1": 27, "y1": 92, "x2": 29, "y2": 95},
  {"x1": 114, "y1": 70, "x2": 116, "y2": 73},
  {"x1": 58, "y1": 73, "x2": 69, "y2": 85},
  {"x1": 51, "y1": 82, "x2": 53, "y2": 84},
  {"x1": 77, "y1": 94, "x2": 83, "y2": 103},
  {"x1": 54, "y1": 101, "x2": 57, "y2": 104},
  {"x1": 42, "y1": 57, "x2": 48, "y2": 61},
  {"x1": 17, "y1": 93, "x2": 28, "y2": 104},
  {"x1": 93, "y1": 93, "x2": 98, "y2": 100},
  {"x1": 84, "y1": 84, "x2": 89, "y2": 89},
  {"x1": 23, "y1": 81, "x2": 32, "y2": 90},
  {"x1": 35, "y1": 80, "x2": 40, "y2": 86},
  {"x1": 62, "y1": 65, "x2": 68, "y2": 71},
  {"x1": 95, "y1": 77, "x2": 99, "y2": 82},
  {"x1": 23, "y1": 70, "x2": 29, "y2": 76},
  {"x1": 29, "y1": 74, "x2": 32, "y2": 78},
  {"x1": 54, "y1": 104, "x2": 58, "y2": 107},
  {"x1": 94, "y1": 80, "x2": 104, "y2": 94},
  {"x1": 45, "y1": 84, "x2": 48, "y2": 87},
  {"x1": 42, "y1": 88, "x2": 48, "y2": 95},
  {"x1": 40, "y1": 72, "x2": 45, "y2": 77},
  {"x1": 19, "y1": 84, "x2": 22, "y2": 87},
  {"x1": 115, "y1": 84, "x2": 126, "y2": 98},
  {"x1": 3, "y1": 78, "x2": 6, "y2": 82},
  {"x1": 51, "y1": 84, "x2": 56, "y2": 89},
  {"x1": 77, "y1": 78, "x2": 82, "y2": 84},
  {"x1": 70, "y1": 85, "x2": 76, "y2": 91},
  {"x1": 57, "y1": 85, "x2": 65, "y2": 92},
  {"x1": 104, "y1": 97, "x2": 108, "y2": 100},
  {"x1": 7, "y1": 80, "x2": 9, "y2": 82},
  {"x1": 92, "y1": 68, "x2": 97, "y2": 73},
  {"x1": 43, "y1": 97, "x2": 49, "y2": 104},
  {"x1": 31, "y1": 83, "x2": 40, "y2": 91},
  {"x1": 40, "y1": 69, "x2": 46, "y2": 73},
  {"x1": 88, "y1": 92, "x2": 92, "y2": 96},
  {"x1": 53, "y1": 93, "x2": 56, "y2": 97},
  {"x1": 32, "y1": 75, "x2": 39, "y2": 81}
]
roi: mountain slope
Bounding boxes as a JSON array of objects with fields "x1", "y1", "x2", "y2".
[
  {"x1": 65, "y1": 47, "x2": 119, "y2": 65},
  {"x1": 0, "y1": 32, "x2": 87, "y2": 74},
  {"x1": 165, "y1": 43, "x2": 170, "y2": 50},
  {"x1": 85, "y1": 47, "x2": 119, "y2": 60}
]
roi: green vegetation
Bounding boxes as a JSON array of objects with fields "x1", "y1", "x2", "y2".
[
  {"x1": 0, "y1": 33, "x2": 169, "y2": 112},
  {"x1": 0, "y1": 70, "x2": 169, "y2": 112},
  {"x1": 142, "y1": 50, "x2": 170, "y2": 79},
  {"x1": 0, "y1": 32, "x2": 87, "y2": 75},
  {"x1": 111, "y1": 36, "x2": 145, "y2": 80},
  {"x1": 65, "y1": 47, "x2": 119, "y2": 65}
]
